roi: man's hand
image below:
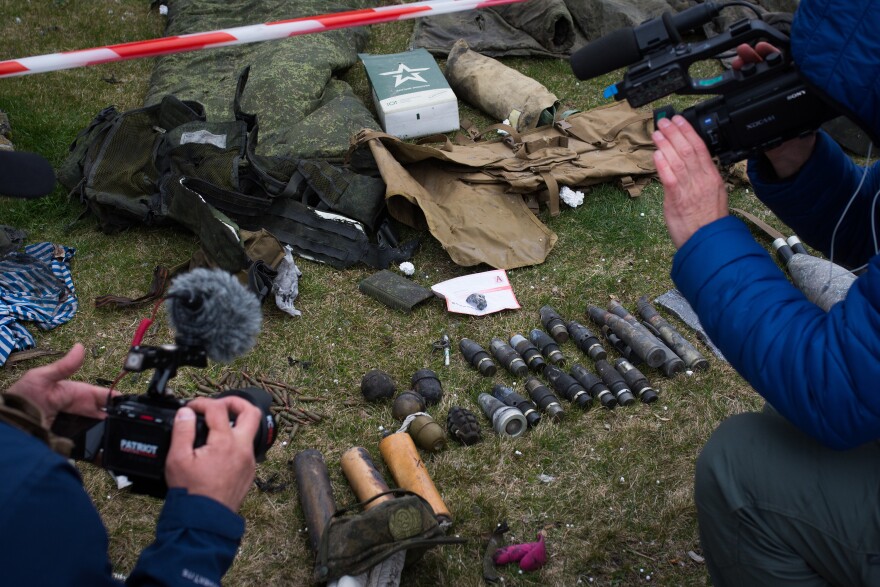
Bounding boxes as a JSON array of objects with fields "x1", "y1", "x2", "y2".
[
  {"x1": 165, "y1": 396, "x2": 261, "y2": 512},
  {"x1": 733, "y1": 42, "x2": 817, "y2": 179},
  {"x1": 653, "y1": 115, "x2": 729, "y2": 248},
  {"x1": 6, "y1": 343, "x2": 113, "y2": 427},
  {"x1": 730, "y1": 41, "x2": 779, "y2": 70}
]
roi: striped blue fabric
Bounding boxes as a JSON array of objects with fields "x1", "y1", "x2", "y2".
[{"x1": 0, "y1": 242, "x2": 78, "y2": 365}]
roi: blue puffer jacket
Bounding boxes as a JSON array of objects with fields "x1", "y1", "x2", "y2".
[
  {"x1": 672, "y1": 0, "x2": 880, "y2": 450},
  {"x1": 0, "y1": 422, "x2": 245, "y2": 585}
]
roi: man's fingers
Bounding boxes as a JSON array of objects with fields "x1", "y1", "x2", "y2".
[
  {"x1": 657, "y1": 116, "x2": 715, "y2": 170},
  {"x1": 188, "y1": 396, "x2": 261, "y2": 443},
  {"x1": 169, "y1": 407, "x2": 198, "y2": 456},
  {"x1": 229, "y1": 402, "x2": 262, "y2": 442},
  {"x1": 192, "y1": 398, "x2": 233, "y2": 437},
  {"x1": 733, "y1": 41, "x2": 780, "y2": 70},
  {"x1": 653, "y1": 149, "x2": 678, "y2": 192},
  {"x1": 735, "y1": 44, "x2": 761, "y2": 67},
  {"x1": 39, "y1": 343, "x2": 87, "y2": 383},
  {"x1": 207, "y1": 396, "x2": 261, "y2": 441},
  {"x1": 754, "y1": 41, "x2": 779, "y2": 58},
  {"x1": 66, "y1": 384, "x2": 115, "y2": 419},
  {"x1": 671, "y1": 116, "x2": 714, "y2": 161},
  {"x1": 90, "y1": 387, "x2": 119, "y2": 411},
  {"x1": 653, "y1": 123, "x2": 689, "y2": 178},
  {"x1": 655, "y1": 118, "x2": 695, "y2": 167}
]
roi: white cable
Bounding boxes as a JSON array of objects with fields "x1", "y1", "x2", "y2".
[
  {"x1": 828, "y1": 142, "x2": 873, "y2": 279},
  {"x1": 871, "y1": 181, "x2": 880, "y2": 254}
]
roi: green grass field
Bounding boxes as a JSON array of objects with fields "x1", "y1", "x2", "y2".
[{"x1": 0, "y1": 2, "x2": 790, "y2": 585}]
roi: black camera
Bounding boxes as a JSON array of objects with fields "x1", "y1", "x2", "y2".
[
  {"x1": 53, "y1": 268, "x2": 273, "y2": 497},
  {"x1": 58, "y1": 344, "x2": 276, "y2": 497},
  {"x1": 570, "y1": 2, "x2": 839, "y2": 165}
]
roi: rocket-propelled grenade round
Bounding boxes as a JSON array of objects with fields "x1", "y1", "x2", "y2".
[
  {"x1": 492, "y1": 384, "x2": 542, "y2": 428},
  {"x1": 524, "y1": 377, "x2": 565, "y2": 422},
  {"x1": 510, "y1": 333, "x2": 547, "y2": 373},
  {"x1": 587, "y1": 305, "x2": 666, "y2": 369},
  {"x1": 490, "y1": 337, "x2": 529, "y2": 378},
  {"x1": 539, "y1": 305, "x2": 570, "y2": 343},
  {"x1": 636, "y1": 296, "x2": 709, "y2": 371},
  {"x1": 600, "y1": 324, "x2": 641, "y2": 365},
  {"x1": 530, "y1": 328, "x2": 566, "y2": 366},
  {"x1": 570, "y1": 364, "x2": 616, "y2": 409},
  {"x1": 567, "y1": 320, "x2": 607, "y2": 361},
  {"x1": 460, "y1": 338, "x2": 497, "y2": 377},
  {"x1": 595, "y1": 359, "x2": 636, "y2": 406},
  {"x1": 543, "y1": 364, "x2": 592, "y2": 409},
  {"x1": 607, "y1": 300, "x2": 685, "y2": 377},
  {"x1": 477, "y1": 393, "x2": 528, "y2": 438},
  {"x1": 613, "y1": 358, "x2": 659, "y2": 404}
]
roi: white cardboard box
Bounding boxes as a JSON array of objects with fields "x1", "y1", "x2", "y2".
[{"x1": 359, "y1": 48, "x2": 460, "y2": 140}]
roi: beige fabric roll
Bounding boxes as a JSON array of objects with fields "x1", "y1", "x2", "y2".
[{"x1": 445, "y1": 40, "x2": 558, "y2": 132}]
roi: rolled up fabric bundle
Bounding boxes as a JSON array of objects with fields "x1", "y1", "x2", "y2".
[
  {"x1": 445, "y1": 39, "x2": 558, "y2": 131},
  {"x1": 565, "y1": 0, "x2": 673, "y2": 44},
  {"x1": 492, "y1": 0, "x2": 575, "y2": 54}
]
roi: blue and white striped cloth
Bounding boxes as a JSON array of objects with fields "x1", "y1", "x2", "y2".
[{"x1": 0, "y1": 242, "x2": 78, "y2": 365}]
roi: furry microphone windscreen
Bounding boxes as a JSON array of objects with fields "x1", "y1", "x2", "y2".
[{"x1": 165, "y1": 268, "x2": 262, "y2": 363}]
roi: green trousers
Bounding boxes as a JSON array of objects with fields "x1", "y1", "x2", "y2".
[{"x1": 695, "y1": 408, "x2": 880, "y2": 586}]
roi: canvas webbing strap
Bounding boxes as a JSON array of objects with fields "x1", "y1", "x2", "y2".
[
  {"x1": 94, "y1": 265, "x2": 171, "y2": 309},
  {"x1": 454, "y1": 118, "x2": 481, "y2": 144},
  {"x1": 619, "y1": 176, "x2": 652, "y2": 199},
  {"x1": 536, "y1": 167, "x2": 560, "y2": 216},
  {"x1": 416, "y1": 133, "x2": 455, "y2": 152},
  {"x1": 181, "y1": 177, "x2": 416, "y2": 270},
  {"x1": 601, "y1": 112, "x2": 653, "y2": 143},
  {"x1": 517, "y1": 135, "x2": 569, "y2": 156},
  {"x1": 731, "y1": 207, "x2": 786, "y2": 240},
  {"x1": 474, "y1": 123, "x2": 521, "y2": 146}
]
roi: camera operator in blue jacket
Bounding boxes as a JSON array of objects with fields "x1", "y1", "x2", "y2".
[
  {"x1": 0, "y1": 344, "x2": 261, "y2": 587},
  {"x1": 652, "y1": 0, "x2": 880, "y2": 585},
  {"x1": 1, "y1": 343, "x2": 261, "y2": 586},
  {"x1": 0, "y1": 151, "x2": 262, "y2": 586}
]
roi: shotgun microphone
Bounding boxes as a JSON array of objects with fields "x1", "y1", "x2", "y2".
[
  {"x1": 165, "y1": 268, "x2": 262, "y2": 363},
  {"x1": 569, "y1": 2, "x2": 721, "y2": 80}
]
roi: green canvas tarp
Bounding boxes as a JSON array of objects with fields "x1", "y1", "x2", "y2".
[{"x1": 410, "y1": 0, "x2": 800, "y2": 58}]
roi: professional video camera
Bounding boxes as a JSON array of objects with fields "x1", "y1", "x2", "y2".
[
  {"x1": 55, "y1": 268, "x2": 275, "y2": 497},
  {"x1": 570, "y1": 2, "x2": 839, "y2": 165}
]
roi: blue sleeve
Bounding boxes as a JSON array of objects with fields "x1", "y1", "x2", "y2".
[
  {"x1": 747, "y1": 130, "x2": 880, "y2": 268},
  {"x1": 0, "y1": 426, "x2": 122, "y2": 587},
  {"x1": 672, "y1": 216, "x2": 880, "y2": 449},
  {"x1": 0, "y1": 424, "x2": 244, "y2": 586},
  {"x1": 126, "y1": 489, "x2": 244, "y2": 587}
]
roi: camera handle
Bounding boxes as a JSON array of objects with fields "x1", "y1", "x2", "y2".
[
  {"x1": 123, "y1": 344, "x2": 208, "y2": 397},
  {"x1": 611, "y1": 19, "x2": 792, "y2": 108}
]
